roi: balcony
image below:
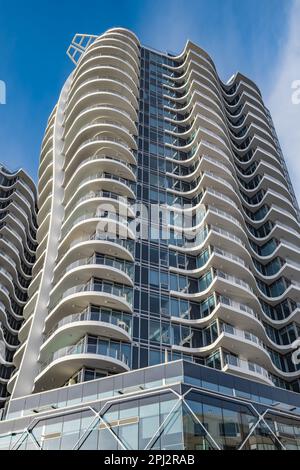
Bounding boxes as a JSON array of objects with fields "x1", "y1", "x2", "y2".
[
  {"x1": 44, "y1": 307, "x2": 132, "y2": 343},
  {"x1": 34, "y1": 335, "x2": 131, "y2": 391},
  {"x1": 223, "y1": 354, "x2": 274, "y2": 386},
  {"x1": 47, "y1": 278, "x2": 134, "y2": 330}
]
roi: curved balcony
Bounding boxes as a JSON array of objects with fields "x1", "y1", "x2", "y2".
[
  {"x1": 58, "y1": 214, "x2": 135, "y2": 260},
  {"x1": 56, "y1": 233, "x2": 134, "y2": 279},
  {"x1": 12, "y1": 344, "x2": 26, "y2": 378},
  {"x1": 39, "y1": 148, "x2": 53, "y2": 177},
  {"x1": 103, "y1": 27, "x2": 140, "y2": 53},
  {"x1": 165, "y1": 52, "x2": 219, "y2": 93},
  {"x1": 38, "y1": 177, "x2": 53, "y2": 210},
  {"x1": 6, "y1": 189, "x2": 37, "y2": 231},
  {"x1": 234, "y1": 145, "x2": 284, "y2": 175},
  {"x1": 76, "y1": 42, "x2": 139, "y2": 79},
  {"x1": 167, "y1": 99, "x2": 229, "y2": 143},
  {"x1": 64, "y1": 190, "x2": 135, "y2": 227},
  {"x1": 64, "y1": 104, "x2": 137, "y2": 146},
  {"x1": 0, "y1": 234, "x2": 32, "y2": 279},
  {"x1": 226, "y1": 101, "x2": 269, "y2": 135},
  {"x1": 0, "y1": 287, "x2": 24, "y2": 324},
  {"x1": 72, "y1": 56, "x2": 139, "y2": 104},
  {"x1": 64, "y1": 171, "x2": 136, "y2": 210},
  {"x1": 65, "y1": 123, "x2": 137, "y2": 162},
  {"x1": 64, "y1": 151, "x2": 136, "y2": 187},
  {"x1": 172, "y1": 322, "x2": 287, "y2": 379},
  {"x1": 169, "y1": 191, "x2": 298, "y2": 269},
  {"x1": 69, "y1": 65, "x2": 139, "y2": 104},
  {"x1": 18, "y1": 313, "x2": 32, "y2": 343},
  {"x1": 222, "y1": 75, "x2": 262, "y2": 100},
  {"x1": 34, "y1": 337, "x2": 131, "y2": 391},
  {"x1": 233, "y1": 134, "x2": 278, "y2": 164},
  {"x1": 37, "y1": 193, "x2": 51, "y2": 228},
  {"x1": 61, "y1": 200, "x2": 134, "y2": 241},
  {"x1": 239, "y1": 174, "x2": 291, "y2": 203},
  {"x1": 37, "y1": 161, "x2": 53, "y2": 195},
  {"x1": 66, "y1": 78, "x2": 138, "y2": 121},
  {"x1": 1, "y1": 202, "x2": 37, "y2": 248},
  {"x1": 41, "y1": 309, "x2": 132, "y2": 356},
  {"x1": 236, "y1": 159, "x2": 286, "y2": 187},
  {"x1": 0, "y1": 265, "x2": 27, "y2": 306},
  {"x1": 66, "y1": 253, "x2": 133, "y2": 279},
  {"x1": 171, "y1": 247, "x2": 250, "y2": 284},
  {"x1": 46, "y1": 279, "x2": 133, "y2": 329},
  {"x1": 50, "y1": 254, "x2": 134, "y2": 306},
  {"x1": 65, "y1": 89, "x2": 138, "y2": 126},
  {"x1": 224, "y1": 88, "x2": 267, "y2": 118},
  {"x1": 87, "y1": 36, "x2": 140, "y2": 70},
  {"x1": 7, "y1": 368, "x2": 18, "y2": 394},
  {"x1": 225, "y1": 101, "x2": 268, "y2": 133},
  {"x1": 40, "y1": 122, "x2": 54, "y2": 151},
  {"x1": 0, "y1": 223, "x2": 35, "y2": 270},
  {"x1": 164, "y1": 76, "x2": 224, "y2": 121},
  {"x1": 171, "y1": 295, "x2": 259, "y2": 330},
  {"x1": 223, "y1": 354, "x2": 274, "y2": 386},
  {"x1": 0, "y1": 251, "x2": 28, "y2": 292},
  {"x1": 168, "y1": 172, "x2": 237, "y2": 204},
  {"x1": 36, "y1": 211, "x2": 50, "y2": 246},
  {"x1": 0, "y1": 301, "x2": 19, "y2": 334},
  {"x1": 242, "y1": 188, "x2": 297, "y2": 218},
  {"x1": 229, "y1": 116, "x2": 274, "y2": 147},
  {"x1": 39, "y1": 133, "x2": 53, "y2": 162},
  {"x1": 63, "y1": 135, "x2": 136, "y2": 182},
  {"x1": 22, "y1": 290, "x2": 38, "y2": 320}
]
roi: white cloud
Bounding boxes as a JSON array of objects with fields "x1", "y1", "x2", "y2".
[{"x1": 268, "y1": 0, "x2": 300, "y2": 205}]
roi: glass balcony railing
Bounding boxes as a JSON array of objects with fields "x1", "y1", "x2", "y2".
[
  {"x1": 80, "y1": 102, "x2": 133, "y2": 119},
  {"x1": 221, "y1": 323, "x2": 264, "y2": 349},
  {"x1": 62, "y1": 209, "x2": 132, "y2": 239},
  {"x1": 79, "y1": 172, "x2": 135, "y2": 192},
  {"x1": 65, "y1": 190, "x2": 135, "y2": 221},
  {"x1": 49, "y1": 278, "x2": 133, "y2": 311},
  {"x1": 216, "y1": 270, "x2": 253, "y2": 293},
  {"x1": 68, "y1": 153, "x2": 136, "y2": 176},
  {"x1": 224, "y1": 354, "x2": 272, "y2": 382},
  {"x1": 214, "y1": 247, "x2": 247, "y2": 268},
  {"x1": 211, "y1": 226, "x2": 245, "y2": 247},
  {"x1": 44, "y1": 307, "x2": 132, "y2": 342},
  {"x1": 68, "y1": 87, "x2": 136, "y2": 111},
  {"x1": 39, "y1": 336, "x2": 131, "y2": 372},
  {"x1": 219, "y1": 296, "x2": 258, "y2": 319},
  {"x1": 76, "y1": 135, "x2": 132, "y2": 155},
  {"x1": 69, "y1": 231, "x2": 134, "y2": 256},
  {"x1": 70, "y1": 118, "x2": 132, "y2": 138},
  {"x1": 63, "y1": 253, "x2": 134, "y2": 279},
  {"x1": 71, "y1": 76, "x2": 136, "y2": 97}
]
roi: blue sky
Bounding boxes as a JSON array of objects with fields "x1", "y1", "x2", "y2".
[{"x1": 0, "y1": 0, "x2": 299, "y2": 201}]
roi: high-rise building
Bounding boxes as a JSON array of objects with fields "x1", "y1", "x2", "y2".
[
  {"x1": 1, "y1": 27, "x2": 300, "y2": 450},
  {"x1": 0, "y1": 165, "x2": 37, "y2": 405}
]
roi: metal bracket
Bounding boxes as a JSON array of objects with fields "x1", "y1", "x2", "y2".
[{"x1": 67, "y1": 34, "x2": 98, "y2": 65}]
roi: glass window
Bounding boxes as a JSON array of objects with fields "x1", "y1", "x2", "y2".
[
  {"x1": 150, "y1": 295, "x2": 159, "y2": 314},
  {"x1": 150, "y1": 269, "x2": 159, "y2": 287},
  {"x1": 150, "y1": 320, "x2": 161, "y2": 343}
]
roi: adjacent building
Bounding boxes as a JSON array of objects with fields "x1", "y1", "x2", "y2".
[
  {"x1": 0, "y1": 27, "x2": 299, "y2": 450},
  {"x1": 0, "y1": 165, "x2": 37, "y2": 405}
]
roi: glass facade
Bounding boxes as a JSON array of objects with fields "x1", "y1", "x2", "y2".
[
  {"x1": 1, "y1": 361, "x2": 300, "y2": 450},
  {"x1": 5, "y1": 28, "x2": 300, "y2": 450}
]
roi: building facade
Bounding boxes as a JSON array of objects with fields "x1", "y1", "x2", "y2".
[
  {"x1": 1, "y1": 27, "x2": 300, "y2": 449},
  {"x1": 2, "y1": 361, "x2": 300, "y2": 450},
  {"x1": 0, "y1": 165, "x2": 37, "y2": 405}
]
